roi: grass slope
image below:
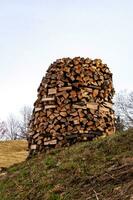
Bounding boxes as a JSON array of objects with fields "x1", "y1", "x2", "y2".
[
  {"x1": 0, "y1": 140, "x2": 27, "y2": 167},
  {"x1": 0, "y1": 130, "x2": 133, "y2": 200}
]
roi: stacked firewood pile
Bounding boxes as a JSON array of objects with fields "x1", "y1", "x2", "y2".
[{"x1": 28, "y1": 57, "x2": 115, "y2": 155}]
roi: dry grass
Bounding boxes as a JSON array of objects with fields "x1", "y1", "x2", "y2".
[{"x1": 0, "y1": 140, "x2": 28, "y2": 167}]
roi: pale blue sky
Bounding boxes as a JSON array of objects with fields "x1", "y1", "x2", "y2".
[{"x1": 0, "y1": 0, "x2": 133, "y2": 119}]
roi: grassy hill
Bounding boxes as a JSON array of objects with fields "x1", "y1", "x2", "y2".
[{"x1": 0, "y1": 130, "x2": 133, "y2": 200}]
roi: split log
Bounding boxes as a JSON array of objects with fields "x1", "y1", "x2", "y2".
[
  {"x1": 42, "y1": 97, "x2": 55, "y2": 101},
  {"x1": 48, "y1": 88, "x2": 57, "y2": 95}
]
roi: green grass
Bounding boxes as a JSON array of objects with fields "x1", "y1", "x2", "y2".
[{"x1": 0, "y1": 130, "x2": 133, "y2": 200}]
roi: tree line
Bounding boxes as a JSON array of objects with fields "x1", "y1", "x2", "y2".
[
  {"x1": 114, "y1": 91, "x2": 133, "y2": 131},
  {"x1": 0, "y1": 106, "x2": 32, "y2": 140}
]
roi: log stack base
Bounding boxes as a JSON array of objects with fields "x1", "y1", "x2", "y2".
[{"x1": 28, "y1": 57, "x2": 115, "y2": 155}]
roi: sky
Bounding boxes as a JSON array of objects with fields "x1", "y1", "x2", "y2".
[{"x1": 0, "y1": 0, "x2": 133, "y2": 120}]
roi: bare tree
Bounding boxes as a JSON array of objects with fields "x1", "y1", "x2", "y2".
[
  {"x1": 0, "y1": 120, "x2": 8, "y2": 140},
  {"x1": 0, "y1": 106, "x2": 32, "y2": 140},
  {"x1": 115, "y1": 116, "x2": 125, "y2": 132},
  {"x1": 114, "y1": 91, "x2": 133, "y2": 128},
  {"x1": 19, "y1": 106, "x2": 32, "y2": 138},
  {"x1": 6, "y1": 115, "x2": 20, "y2": 140}
]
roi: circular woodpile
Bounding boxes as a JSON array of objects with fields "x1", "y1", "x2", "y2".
[{"x1": 28, "y1": 57, "x2": 115, "y2": 155}]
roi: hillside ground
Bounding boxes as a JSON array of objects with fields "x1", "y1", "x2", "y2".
[{"x1": 0, "y1": 130, "x2": 133, "y2": 200}]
